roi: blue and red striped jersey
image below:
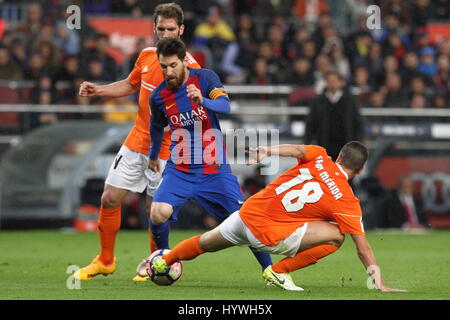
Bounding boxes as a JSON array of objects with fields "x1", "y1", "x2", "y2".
[{"x1": 149, "y1": 68, "x2": 231, "y2": 174}]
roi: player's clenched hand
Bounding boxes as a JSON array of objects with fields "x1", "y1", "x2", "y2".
[
  {"x1": 148, "y1": 159, "x2": 161, "y2": 172},
  {"x1": 79, "y1": 81, "x2": 98, "y2": 97},
  {"x1": 246, "y1": 146, "x2": 268, "y2": 166},
  {"x1": 187, "y1": 84, "x2": 203, "y2": 106}
]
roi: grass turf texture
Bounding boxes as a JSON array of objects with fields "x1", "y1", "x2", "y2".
[{"x1": 0, "y1": 229, "x2": 449, "y2": 300}]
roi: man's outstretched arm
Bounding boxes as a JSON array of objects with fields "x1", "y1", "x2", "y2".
[
  {"x1": 79, "y1": 79, "x2": 137, "y2": 97},
  {"x1": 351, "y1": 234, "x2": 407, "y2": 292},
  {"x1": 246, "y1": 144, "x2": 307, "y2": 165}
]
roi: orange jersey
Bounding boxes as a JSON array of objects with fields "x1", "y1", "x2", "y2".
[
  {"x1": 125, "y1": 47, "x2": 201, "y2": 158},
  {"x1": 240, "y1": 145, "x2": 365, "y2": 246}
]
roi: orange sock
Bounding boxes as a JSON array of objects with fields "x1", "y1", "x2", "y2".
[
  {"x1": 162, "y1": 235, "x2": 205, "y2": 265},
  {"x1": 272, "y1": 244, "x2": 339, "y2": 274},
  {"x1": 148, "y1": 227, "x2": 157, "y2": 253},
  {"x1": 98, "y1": 206, "x2": 121, "y2": 266}
]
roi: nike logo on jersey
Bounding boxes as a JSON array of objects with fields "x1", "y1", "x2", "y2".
[
  {"x1": 165, "y1": 103, "x2": 175, "y2": 110},
  {"x1": 142, "y1": 66, "x2": 149, "y2": 73},
  {"x1": 238, "y1": 200, "x2": 244, "y2": 204}
]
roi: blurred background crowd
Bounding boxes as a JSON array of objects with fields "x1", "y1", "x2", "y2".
[
  {"x1": 0, "y1": 0, "x2": 448, "y2": 130},
  {"x1": 0, "y1": 0, "x2": 448, "y2": 231}
]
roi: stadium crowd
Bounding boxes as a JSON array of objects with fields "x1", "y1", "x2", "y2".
[{"x1": 0, "y1": 0, "x2": 448, "y2": 129}]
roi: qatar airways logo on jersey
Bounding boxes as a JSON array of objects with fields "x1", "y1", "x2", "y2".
[{"x1": 169, "y1": 106, "x2": 208, "y2": 127}]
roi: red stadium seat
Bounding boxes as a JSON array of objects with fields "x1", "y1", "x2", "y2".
[{"x1": 0, "y1": 86, "x2": 20, "y2": 104}]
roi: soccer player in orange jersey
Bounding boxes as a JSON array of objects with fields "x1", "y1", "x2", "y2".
[
  {"x1": 74, "y1": 3, "x2": 201, "y2": 281},
  {"x1": 152, "y1": 142, "x2": 407, "y2": 292}
]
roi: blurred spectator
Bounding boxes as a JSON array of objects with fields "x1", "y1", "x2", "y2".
[
  {"x1": 351, "y1": 66, "x2": 372, "y2": 94},
  {"x1": 311, "y1": 12, "x2": 333, "y2": 50},
  {"x1": 301, "y1": 40, "x2": 317, "y2": 62},
  {"x1": 284, "y1": 57, "x2": 314, "y2": 86},
  {"x1": 432, "y1": 94, "x2": 447, "y2": 108},
  {"x1": 357, "y1": 176, "x2": 390, "y2": 229},
  {"x1": 82, "y1": 34, "x2": 117, "y2": 82},
  {"x1": 383, "y1": 175, "x2": 428, "y2": 229},
  {"x1": 102, "y1": 96, "x2": 137, "y2": 123},
  {"x1": 220, "y1": 24, "x2": 257, "y2": 84},
  {"x1": 413, "y1": 31, "x2": 431, "y2": 53},
  {"x1": 304, "y1": 71, "x2": 363, "y2": 161},
  {"x1": 435, "y1": 54, "x2": 450, "y2": 89},
  {"x1": 54, "y1": 55, "x2": 83, "y2": 104},
  {"x1": 411, "y1": 0, "x2": 433, "y2": 30},
  {"x1": 446, "y1": 78, "x2": 450, "y2": 104},
  {"x1": 367, "y1": 91, "x2": 386, "y2": 108},
  {"x1": 381, "y1": 72, "x2": 407, "y2": 108},
  {"x1": 346, "y1": 28, "x2": 373, "y2": 69},
  {"x1": 82, "y1": 0, "x2": 111, "y2": 14},
  {"x1": 293, "y1": 0, "x2": 330, "y2": 26},
  {"x1": 24, "y1": 53, "x2": 47, "y2": 81},
  {"x1": 383, "y1": 55, "x2": 400, "y2": 76},
  {"x1": 28, "y1": 76, "x2": 58, "y2": 129},
  {"x1": 410, "y1": 93, "x2": 428, "y2": 108},
  {"x1": 15, "y1": 2, "x2": 45, "y2": 38},
  {"x1": 0, "y1": 45, "x2": 23, "y2": 80},
  {"x1": 351, "y1": 66, "x2": 372, "y2": 106},
  {"x1": 380, "y1": 0, "x2": 411, "y2": 25},
  {"x1": 54, "y1": 56, "x2": 80, "y2": 82},
  {"x1": 417, "y1": 46, "x2": 438, "y2": 79},
  {"x1": 85, "y1": 58, "x2": 111, "y2": 82},
  {"x1": 266, "y1": 24, "x2": 285, "y2": 59},
  {"x1": 111, "y1": 0, "x2": 143, "y2": 17},
  {"x1": 193, "y1": 5, "x2": 236, "y2": 70},
  {"x1": 383, "y1": 31, "x2": 409, "y2": 61},
  {"x1": 325, "y1": 41, "x2": 351, "y2": 80},
  {"x1": 313, "y1": 54, "x2": 332, "y2": 93},
  {"x1": 409, "y1": 76, "x2": 433, "y2": 101},
  {"x1": 379, "y1": 54, "x2": 400, "y2": 87},
  {"x1": 246, "y1": 57, "x2": 278, "y2": 86},
  {"x1": 9, "y1": 39, "x2": 27, "y2": 73},
  {"x1": 432, "y1": 0, "x2": 450, "y2": 20},
  {"x1": 33, "y1": 38, "x2": 61, "y2": 77},
  {"x1": 367, "y1": 42, "x2": 384, "y2": 86},
  {"x1": 399, "y1": 52, "x2": 422, "y2": 86},
  {"x1": 255, "y1": 41, "x2": 289, "y2": 83},
  {"x1": 286, "y1": 27, "x2": 311, "y2": 59},
  {"x1": 344, "y1": 0, "x2": 370, "y2": 28},
  {"x1": 54, "y1": 22, "x2": 80, "y2": 57}
]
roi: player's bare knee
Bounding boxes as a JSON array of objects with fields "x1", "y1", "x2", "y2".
[
  {"x1": 329, "y1": 233, "x2": 345, "y2": 248},
  {"x1": 199, "y1": 229, "x2": 228, "y2": 252},
  {"x1": 150, "y1": 204, "x2": 171, "y2": 225},
  {"x1": 101, "y1": 191, "x2": 120, "y2": 209},
  {"x1": 150, "y1": 210, "x2": 168, "y2": 225},
  {"x1": 198, "y1": 233, "x2": 213, "y2": 252}
]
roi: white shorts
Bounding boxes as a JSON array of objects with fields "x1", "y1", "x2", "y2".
[
  {"x1": 105, "y1": 146, "x2": 167, "y2": 196},
  {"x1": 219, "y1": 211, "x2": 309, "y2": 257}
]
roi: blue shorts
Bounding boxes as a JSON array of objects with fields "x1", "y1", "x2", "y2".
[{"x1": 153, "y1": 168, "x2": 244, "y2": 223}]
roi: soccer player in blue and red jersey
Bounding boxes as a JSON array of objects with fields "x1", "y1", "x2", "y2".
[{"x1": 147, "y1": 37, "x2": 272, "y2": 271}]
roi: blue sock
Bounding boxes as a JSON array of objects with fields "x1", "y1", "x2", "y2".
[
  {"x1": 149, "y1": 220, "x2": 170, "y2": 249},
  {"x1": 249, "y1": 247, "x2": 272, "y2": 271}
]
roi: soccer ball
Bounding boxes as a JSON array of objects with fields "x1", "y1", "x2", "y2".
[{"x1": 145, "y1": 249, "x2": 183, "y2": 286}]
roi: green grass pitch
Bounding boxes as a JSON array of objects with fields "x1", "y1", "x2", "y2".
[{"x1": 0, "y1": 229, "x2": 449, "y2": 300}]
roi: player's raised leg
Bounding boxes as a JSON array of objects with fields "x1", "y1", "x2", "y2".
[
  {"x1": 152, "y1": 226, "x2": 234, "y2": 273},
  {"x1": 265, "y1": 221, "x2": 345, "y2": 286},
  {"x1": 194, "y1": 174, "x2": 273, "y2": 271},
  {"x1": 134, "y1": 161, "x2": 169, "y2": 281},
  {"x1": 74, "y1": 184, "x2": 128, "y2": 280}
]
